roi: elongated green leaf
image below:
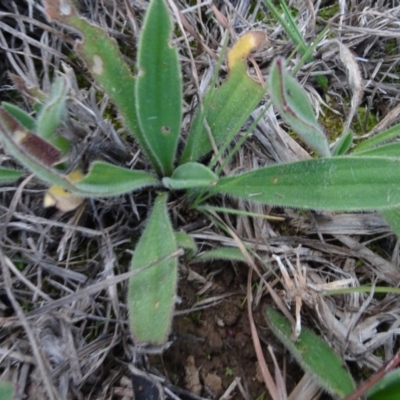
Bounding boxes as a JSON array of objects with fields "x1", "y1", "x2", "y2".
[
  {"x1": 0, "y1": 167, "x2": 24, "y2": 183},
  {"x1": 264, "y1": 0, "x2": 328, "y2": 89},
  {"x1": 0, "y1": 106, "x2": 159, "y2": 198},
  {"x1": 36, "y1": 77, "x2": 68, "y2": 139},
  {"x1": 353, "y1": 142, "x2": 400, "y2": 158},
  {"x1": 128, "y1": 192, "x2": 178, "y2": 345},
  {"x1": 367, "y1": 369, "x2": 400, "y2": 400},
  {"x1": 162, "y1": 162, "x2": 218, "y2": 189},
  {"x1": 36, "y1": 76, "x2": 71, "y2": 154},
  {"x1": 194, "y1": 247, "x2": 245, "y2": 263},
  {"x1": 266, "y1": 306, "x2": 355, "y2": 397},
  {"x1": 279, "y1": 0, "x2": 309, "y2": 57},
  {"x1": 381, "y1": 208, "x2": 400, "y2": 237},
  {"x1": 269, "y1": 57, "x2": 330, "y2": 157},
  {"x1": 74, "y1": 161, "x2": 159, "y2": 196},
  {"x1": 0, "y1": 382, "x2": 14, "y2": 400},
  {"x1": 332, "y1": 131, "x2": 353, "y2": 156},
  {"x1": 175, "y1": 231, "x2": 198, "y2": 258},
  {"x1": 1, "y1": 102, "x2": 35, "y2": 131},
  {"x1": 352, "y1": 123, "x2": 400, "y2": 153},
  {"x1": 265, "y1": 0, "x2": 309, "y2": 57},
  {"x1": 212, "y1": 156, "x2": 400, "y2": 211},
  {"x1": 43, "y1": 0, "x2": 160, "y2": 172},
  {"x1": 181, "y1": 61, "x2": 265, "y2": 164},
  {"x1": 136, "y1": 0, "x2": 182, "y2": 176}
]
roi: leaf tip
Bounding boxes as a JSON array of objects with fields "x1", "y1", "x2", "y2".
[
  {"x1": 228, "y1": 30, "x2": 268, "y2": 70},
  {"x1": 44, "y1": 187, "x2": 84, "y2": 212},
  {"x1": 44, "y1": 169, "x2": 84, "y2": 212}
]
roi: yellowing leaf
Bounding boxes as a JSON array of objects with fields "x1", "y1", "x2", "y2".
[
  {"x1": 44, "y1": 169, "x2": 85, "y2": 212},
  {"x1": 227, "y1": 31, "x2": 268, "y2": 70}
]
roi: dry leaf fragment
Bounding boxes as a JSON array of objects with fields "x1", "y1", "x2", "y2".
[
  {"x1": 44, "y1": 169, "x2": 84, "y2": 212},
  {"x1": 336, "y1": 41, "x2": 363, "y2": 135}
]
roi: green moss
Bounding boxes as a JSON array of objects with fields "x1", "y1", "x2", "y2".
[
  {"x1": 384, "y1": 39, "x2": 397, "y2": 55},
  {"x1": 14, "y1": 260, "x2": 25, "y2": 271},
  {"x1": 352, "y1": 107, "x2": 378, "y2": 135},
  {"x1": 297, "y1": 209, "x2": 308, "y2": 217},
  {"x1": 318, "y1": 100, "x2": 378, "y2": 138},
  {"x1": 355, "y1": 259, "x2": 363, "y2": 267},
  {"x1": 318, "y1": 106, "x2": 344, "y2": 142},
  {"x1": 318, "y1": 4, "x2": 340, "y2": 20}
]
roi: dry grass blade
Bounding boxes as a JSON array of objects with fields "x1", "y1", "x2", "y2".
[
  {"x1": 335, "y1": 40, "x2": 363, "y2": 135},
  {"x1": 22, "y1": 250, "x2": 183, "y2": 319},
  {"x1": 247, "y1": 269, "x2": 279, "y2": 400},
  {"x1": 0, "y1": 251, "x2": 58, "y2": 400},
  {"x1": 287, "y1": 373, "x2": 322, "y2": 400}
]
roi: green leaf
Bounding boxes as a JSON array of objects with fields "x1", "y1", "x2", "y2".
[
  {"x1": 36, "y1": 77, "x2": 68, "y2": 138},
  {"x1": 268, "y1": 57, "x2": 331, "y2": 157},
  {"x1": 43, "y1": 0, "x2": 160, "y2": 172},
  {"x1": 74, "y1": 161, "x2": 159, "y2": 196},
  {"x1": 332, "y1": 131, "x2": 353, "y2": 156},
  {"x1": 0, "y1": 382, "x2": 14, "y2": 400},
  {"x1": 181, "y1": 61, "x2": 264, "y2": 164},
  {"x1": 263, "y1": 0, "x2": 328, "y2": 89},
  {"x1": 367, "y1": 369, "x2": 400, "y2": 400},
  {"x1": 381, "y1": 208, "x2": 400, "y2": 237},
  {"x1": 136, "y1": 0, "x2": 182, "y2": 176},
  {"x1": 0, "y1": 109, "x2": 156, "y2": 198},
  {"x1": 1, "y1": 102, "x2": 36, "y2": 131},
  {"x1": 265, "y1": 0, "x2": 309, "y2": 58},
  {"x1": 352, "y1": 123, "x2": 400, "y2": 153},
  {"x1": 194, "y1": 247, "x2": 245, "y2": 263},
  {"x1": 162, "y1": 162, "x2": 218, "y2": 189},
  {"x1": 212, "y1": 156, "x2": 400, "y2": 211},
  {"x1": 128, "y1": 192, "x2": 178, "y2": 345},
  {"x1": 266, "y1": 306, "x2": 355, "y2": 397},
  {"x1": 353, "y1": 142, "x2": 400, "y2": 158},
  {"x1": 175, "y1": 231, "x2": 198, "y2": 258},
  {"x1": 0, "y1": 167, "x2": 24, "y2": 183}
]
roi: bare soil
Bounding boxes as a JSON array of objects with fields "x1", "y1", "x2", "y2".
[{"x1": 167, "y1": 263, "x2": 269, "y2": 399}]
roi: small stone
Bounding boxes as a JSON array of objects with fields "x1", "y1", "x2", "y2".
[
  {"x1": 204, "y1": 373, "x2": 222, "y2": 395},
  {"x1": 184, "y1": 356, "x2": 202, "y2": 395},
  {"x1": 208, "y1": 331, "x2": 223, "y2": 351}
]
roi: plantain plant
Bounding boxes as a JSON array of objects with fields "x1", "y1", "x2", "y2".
[
  {"x1": 266, "y1": 306, "x2": 400, "y2": 400},
  {"x1": 2, "y1": 0, "x2": 400, "y2": 352},
  {"x1": 266, "y1": 306, "x2": 356, "y2": 398}
]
